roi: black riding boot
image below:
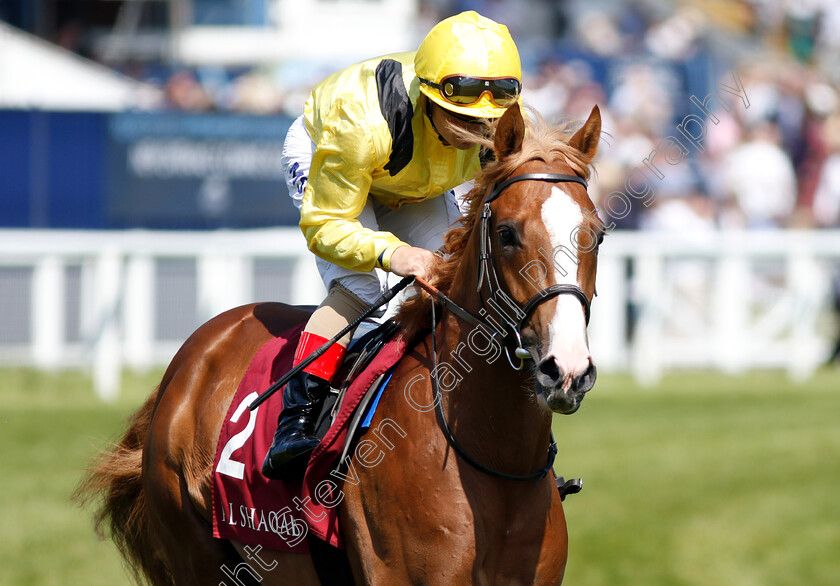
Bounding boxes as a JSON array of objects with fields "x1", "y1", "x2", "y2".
[{"x1": 262, "y1": 372, "x2": 331, "y2": 479}]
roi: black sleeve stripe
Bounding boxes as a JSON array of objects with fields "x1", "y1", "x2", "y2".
[{"x1": 375, "y1": 59, "x2": 414, "y2": 176}]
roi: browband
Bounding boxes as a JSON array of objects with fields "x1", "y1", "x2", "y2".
[{"x1": 485, "y1": 173, "x2": 587, "y2": 204}]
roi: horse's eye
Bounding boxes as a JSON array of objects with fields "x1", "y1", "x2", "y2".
[{"x1": 498, "y1": 226, "x2": 516, "y2": 248}]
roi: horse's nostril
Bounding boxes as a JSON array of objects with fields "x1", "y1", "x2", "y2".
[
  {"x1": 574, "y1": 361, "x2": 597, "y2": 392},
  {"x1": 537, "y1": 357, "x2": 561, "y2": 382}
]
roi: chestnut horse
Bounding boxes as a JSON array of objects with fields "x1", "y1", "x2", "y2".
[{"x1": 77, "y1": 104, "x2": 603, "y2": 585}]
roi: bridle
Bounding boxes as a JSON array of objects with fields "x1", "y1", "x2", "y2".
[
  {"x1": 424, "y1": 172, "x2": 593, "y2": 369},
  {"x1": 477, "y1": 172, "x2": 592, "y2": 368},
  {"x1": 422, "y1": 171, "x2": 594, "y2": 482}
]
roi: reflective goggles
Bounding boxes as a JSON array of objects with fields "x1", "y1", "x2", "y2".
[{"x1": 420, "y1": 75, "x2": 521, "y2": 108}]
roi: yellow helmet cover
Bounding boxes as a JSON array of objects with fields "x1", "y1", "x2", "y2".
[{"x1": 415, "y1": 11, "x2": 521, "y2": 119}]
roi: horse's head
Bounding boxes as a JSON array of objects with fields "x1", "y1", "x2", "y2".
[{"x1": 482, "y1": 105, "x2": 603, "y2": 414}]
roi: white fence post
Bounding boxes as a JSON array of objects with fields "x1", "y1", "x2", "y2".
[
  {"x1": 787, "y1": 249, "x2": 826, "y2": 381},
  {"x1": 290, "y1": 256, "x2": 325, "y2": 306},
  {"x1": 590, "y1": 255, "x2": 627, "y2": 371},
  {"x1": 197, "y1": 252, "x2": 253, "y2": 322},
  {"x1": 631, "y1": 247, "x2": 663, "y2": 386},
  {"x1": 713, "y1": 252, "x2": 749, "y2": 374},
  {"x1": 31, "y1": 255, "x2": 64, "y2": 369},
  {"x1": 91, "y1": 250, "x2": 123, "y2": 401},
  {"x1": 123, "y1": 254, "x2": 155, "y2": 372}
]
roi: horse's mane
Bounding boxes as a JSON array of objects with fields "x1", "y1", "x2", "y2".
[{"x1": 394, "y1": 108, "x2": 596, "y2": 341}]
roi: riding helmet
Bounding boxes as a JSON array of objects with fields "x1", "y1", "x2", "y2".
[{"x1": 415, "y1": 11, "x2": 522, "y2": 119}]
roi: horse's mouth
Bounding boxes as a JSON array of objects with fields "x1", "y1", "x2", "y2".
[
  {"x1": 534, "y1": 362, "x2": 597, "y2": 414},
  {"x1": 536, "y1": 387, "x2": 584, "y2": 414}
]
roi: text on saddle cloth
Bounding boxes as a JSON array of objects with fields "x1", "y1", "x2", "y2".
[{"x1": 211, "y1": 321, "x2": 407, "y2": 552}]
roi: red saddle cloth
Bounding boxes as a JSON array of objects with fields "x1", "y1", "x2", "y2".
[{"x1": 211, "y1": 324, "x2": 408, "y2": 553}]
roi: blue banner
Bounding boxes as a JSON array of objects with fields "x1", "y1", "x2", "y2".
[
  {"x1": 107, "y1": 112, "x2": 296, "y2": 229},
  {"x1": 0, "y1": 110, "x2": 298, "y2": 230}
]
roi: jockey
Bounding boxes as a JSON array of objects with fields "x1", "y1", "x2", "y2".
[{"x1": 263, "y1": 11, "x2": 522, "y2": 479}]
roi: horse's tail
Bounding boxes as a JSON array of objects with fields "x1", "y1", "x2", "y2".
[{"x1": 73, "y1": 388, "x2": 173, "y2": 586}]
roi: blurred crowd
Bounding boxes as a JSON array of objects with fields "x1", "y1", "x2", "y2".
[
  {"x1": 562, "y1": 59, "x2": 840, "y2": 234},
  {"x1": 110, "y1": 0, "x2": 840, "y2": 234}
]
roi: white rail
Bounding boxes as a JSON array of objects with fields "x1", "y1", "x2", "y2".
[
  {"x1": 591, "y1": 229, "x2": 840, "y2": 385},
  {"x1": 0, "y1": 229, "x2": 325, "y2": 399},
  {"x1": 1, "y1": 228, "x2": 838, "y2": 399}
]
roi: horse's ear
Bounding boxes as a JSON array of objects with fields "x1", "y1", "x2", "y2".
[
  {"x1": 494, "y1": 105, "x2": 525, "y2": 159},
  {"x1": 569, "y1": 105, "x2": 601, "y2": 160}
]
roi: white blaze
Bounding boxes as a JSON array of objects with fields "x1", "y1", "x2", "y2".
[{"x1": 540, "y1": 186, "x2": 591, "y2": 382}]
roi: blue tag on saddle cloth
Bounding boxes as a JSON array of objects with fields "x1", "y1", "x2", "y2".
[{"x1": 360, "y1": 367, "x2": 395, "y2": 429}]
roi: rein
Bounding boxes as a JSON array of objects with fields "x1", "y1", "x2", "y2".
[
  {"x1": 429, "y1": 298, "x2": 558, "y2": 481},
  {"x1": 417, "y1": 172, "x2": 591, "y2": 482}
]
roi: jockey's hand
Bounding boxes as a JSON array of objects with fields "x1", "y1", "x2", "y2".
[{"x1": 389, "y1": 245, "x2": 436, "y2": 281}]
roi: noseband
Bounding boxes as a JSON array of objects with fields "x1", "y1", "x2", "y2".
[{"x1": 477, "y1": 172, "x2": 592, "y2": 367}]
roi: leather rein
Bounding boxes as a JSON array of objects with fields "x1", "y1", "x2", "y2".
[{"x1": 418, "y1": 172, "x2": 592, "y2": 482}]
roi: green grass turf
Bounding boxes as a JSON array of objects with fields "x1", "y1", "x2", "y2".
[
  {"x1": 0, "y1": 369, "x2": 160, "y2": 585},
  {"x1": 1, "y1": 367, "x2": 838, "y2": 585},
  {"x1": 555, "y1": 369, "x2": 840, "y2": 586}
]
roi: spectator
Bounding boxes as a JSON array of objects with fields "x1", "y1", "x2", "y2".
[
  {"x1": 720, "y1": 119, "x2": 797, "y2": 228},
  {"x1": 810, "y1": 113, "x2": 840, "y2": 226},
  {"x1": 164, "y1": 70, "x2": 214, "y2": 111}
]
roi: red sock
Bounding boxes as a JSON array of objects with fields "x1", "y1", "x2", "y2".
[{"x1": 293, "y1": 332, "x2": 347, "y2": 383}]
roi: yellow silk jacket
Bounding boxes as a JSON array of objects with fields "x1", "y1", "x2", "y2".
[{"x1": 300, "y1": 51, "x2": 482, "y2": 272}]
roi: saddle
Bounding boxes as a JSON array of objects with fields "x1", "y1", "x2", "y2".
[
  {"x1": 312, "y1": 319, "x2": 401, "y2": 446},
  {"x1": 211, "y1": 318, "x2": 407, "y2": 561}
]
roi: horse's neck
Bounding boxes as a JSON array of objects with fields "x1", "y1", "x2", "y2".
[{"x1": 436, "y1": 314, "x2": 553, "y2": 475}]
